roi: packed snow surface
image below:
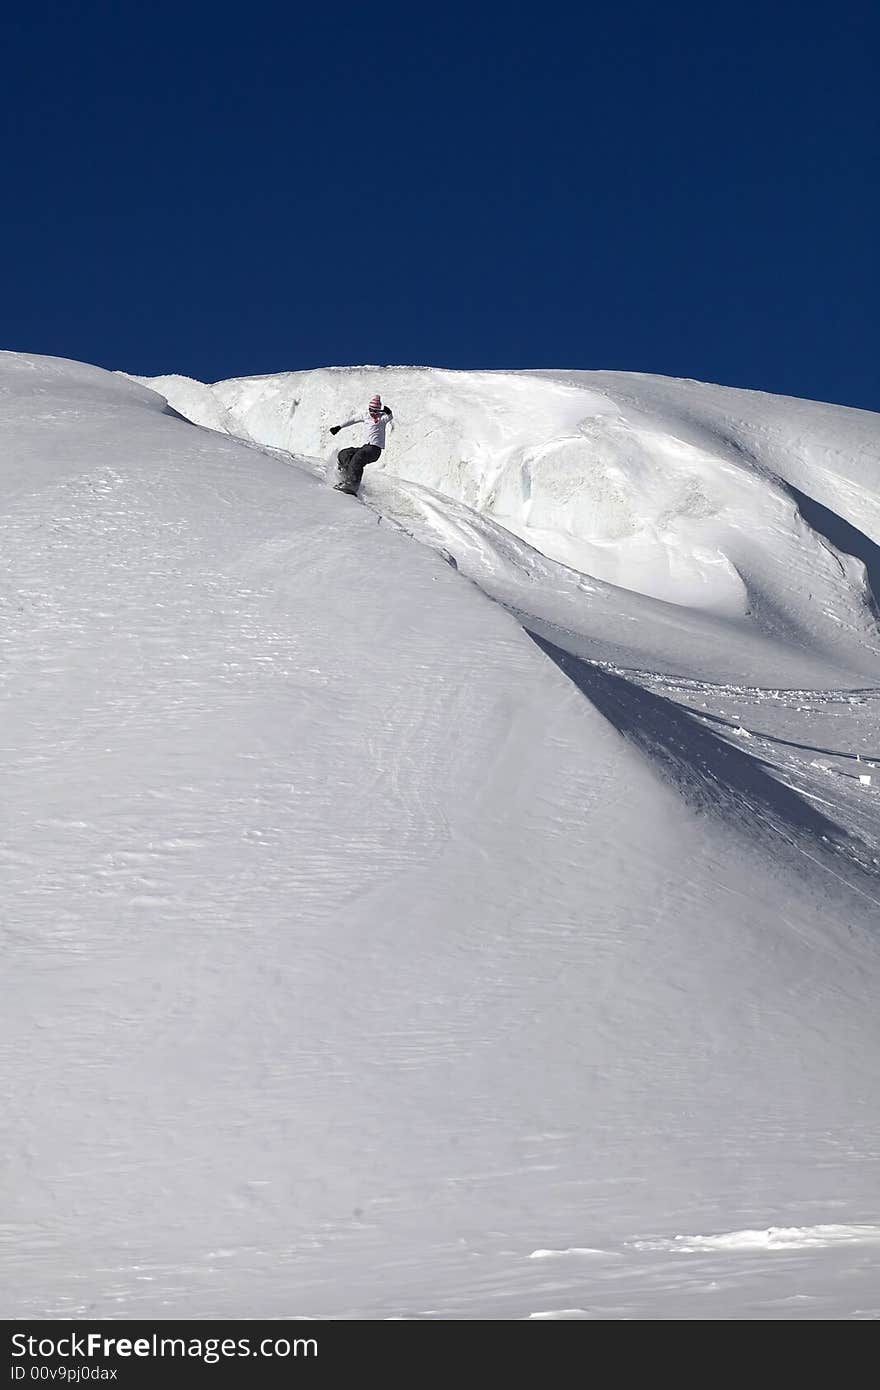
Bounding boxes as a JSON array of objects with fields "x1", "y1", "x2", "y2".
[
  {"x1": 4, "y1": 353, "x2": 880, "y2": 1321},
  {"x1": 136, "y1": 365, "x2": 880, "y2": 645}
]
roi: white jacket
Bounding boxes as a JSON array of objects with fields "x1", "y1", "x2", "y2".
[{"x1": 338, "y1": 410, "x2": 393, "y2": 449}]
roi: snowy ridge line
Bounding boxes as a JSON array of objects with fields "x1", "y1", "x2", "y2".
[
  {"x1": 137, "y1": 375, "x2": 880, "y2": 683},
  {"x1": 530, "y1": 1222, "x2": 880, "y2": 1262},
  {"x1": 500, "y1": 597, "x2": 880, "y2": 706},
  {"x1": 4, "y1": 352, "x2": 880, "y2": 1319},
  {"x1": 630, "y1": 1224, "x2": 880, "y2": 1254},
  {"x1": 606, "y1": 673, "x2": 880, "y2": 701},
  {"x1": 530, "y1": 636, "x2": 880, "y2": 897},
  {"x1": 133, "y1": 363, "x2": 880, "y2": 674},
  {"x1": 147, "y1": 398, "x2": 880, "y2": 874},
  {"x1": 170, "y1": 414, "x2": 880, "y2": 894},
  {"x1": 526, "y1": 1309, "x2": 592, "y2": 1320},
  {"x1": 528, "y1": 1246, "x2": 609, "y2": 1259}
]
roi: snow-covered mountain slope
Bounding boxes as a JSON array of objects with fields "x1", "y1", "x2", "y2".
[
  {"x1": 4, "y1": 352, "x2": 880, "y2": 1321},
  {"x1": 134, "y1": 366, "x2": 880, "y2": 676}
]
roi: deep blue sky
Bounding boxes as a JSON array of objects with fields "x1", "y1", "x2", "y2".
[{"x1": 4, "y1": 1, "x2": 878, "y2": 409}]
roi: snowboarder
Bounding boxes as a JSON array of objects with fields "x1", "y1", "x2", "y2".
[{"x1": 329, "y1": 394, "x2": 393, "y2": 495}]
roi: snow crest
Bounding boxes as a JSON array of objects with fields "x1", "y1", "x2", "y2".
[
  {"x1": 3, "y1": 351, "x2": 880, "y2": 1321},
  {"x1": 132, "y1": 365, "x2": 880, "y2": 652}
]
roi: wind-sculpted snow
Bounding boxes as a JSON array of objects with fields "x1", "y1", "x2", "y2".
[
  {"x1": 531, "y1": 639, "x2": 880, "y2": 909},
  {"x1": 134, "y1": 366, "x2": 880, "y2": 669},
  {"x1": 4, "y1": 351, "x2": 880, "y2": 1320},
  {"x1": 632, "y1": 1224, "x2": 880, "y2": 1253}
]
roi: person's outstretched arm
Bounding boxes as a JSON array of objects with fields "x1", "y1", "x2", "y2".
[{"x1": 329, "y1": 414, "x2": 364, "y2": 436}]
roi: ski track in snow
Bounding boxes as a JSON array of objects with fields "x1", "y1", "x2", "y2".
[{"x1": 4, "y1": 354, "x2": 880, "y2": 1320}]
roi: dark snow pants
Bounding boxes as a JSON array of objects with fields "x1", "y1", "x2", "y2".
[{"x1": 336, "y1": 444, "x2": 381, "y2": 494}]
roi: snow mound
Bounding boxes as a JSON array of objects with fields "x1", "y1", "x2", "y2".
[
  {"x1": 527, "y1": 1309, "x2": 592, "y2": 1319},
  {"x1": 634, "y1": 1225, "x2": 880, "y2": 1253},
  {"x1": 529, "y1": 1247, "x2": 608, "y2": 1259},
  {"x1": 5, "y1": 350, "x2": 880, "y2": 1320},
  {"x1": 131, "y1": 366, "x2": 880, "y2": 657},
  {"x1": 122, "y1": 370, "x2": 249, "y2": 436}
]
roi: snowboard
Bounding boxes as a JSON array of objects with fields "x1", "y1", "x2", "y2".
[{"x1": 333, "y1": 479, "x2": 361, "y2": 497}]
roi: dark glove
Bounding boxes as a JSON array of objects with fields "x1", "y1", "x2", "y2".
[
  {"x1": 329, "y1": 425, "x2": 341, "y2": 435},
  {"x1": 382, "y1": 407, "x2": 393, "y2": 418}
]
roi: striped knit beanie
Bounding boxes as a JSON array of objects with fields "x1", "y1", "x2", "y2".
[{"x1": 369, "y1": 393, "x2": 382, "y2": 420}]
